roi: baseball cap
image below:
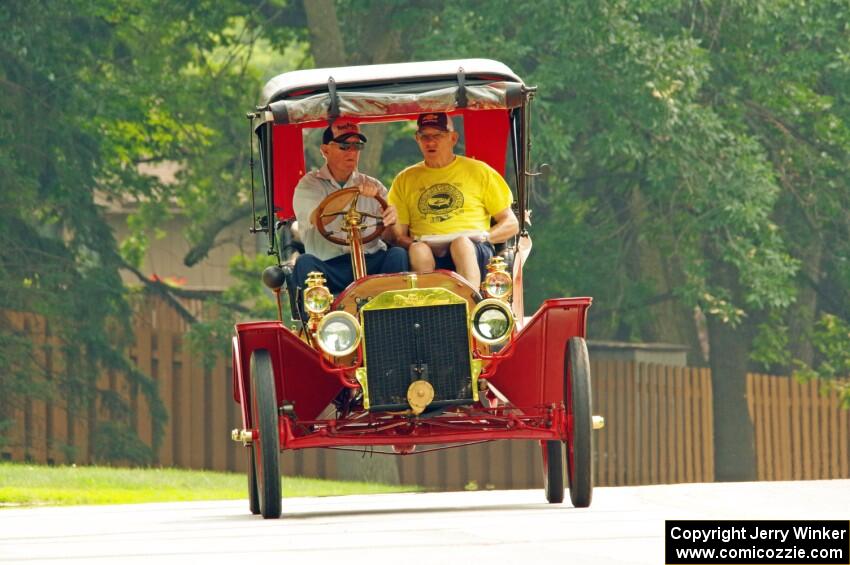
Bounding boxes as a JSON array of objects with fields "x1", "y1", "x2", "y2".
[
  {"x1": 416, "y1": 112, "x2": 454, "y2": 132},
  {"x1": 322, "y1": 120, "x2": 367, "y2": 144}
]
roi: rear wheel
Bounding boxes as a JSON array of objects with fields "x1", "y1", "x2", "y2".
[
  {"x1": 566, "y1": 336, "x2": 593, "y2": 508},
  {"x1": 542, "y1": 440, "x2": 565, "y2": 503},
  {"x1": 250, "y1": 349, "x2": 282, "y2": 519}
]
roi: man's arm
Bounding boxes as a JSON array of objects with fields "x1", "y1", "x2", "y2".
[
  {"x1": 392, "y1": 223, "x2": 416, "y2": 250},
  {"x1": 293, "y1": 177, "x2": 318, "y2": 224},
  {"x1": 380, "y1": 206, "x2": 399, "y2": 243},
  {"x1": 357, "y1": 175, "x2": 400, "y2": 245},
  {"x1": 386, "y1": 174, "x2": 414, "y2": 248},
  {"x1": 488, "y1": 207, "x2": 520, "y2": 244},
  {"x1": 292, "y1": 176, "x2": 327, "y2": 253}
]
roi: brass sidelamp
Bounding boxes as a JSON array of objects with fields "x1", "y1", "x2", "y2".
[{"x1": 482, "y1": 256, "x2": 512, "y2": 300}]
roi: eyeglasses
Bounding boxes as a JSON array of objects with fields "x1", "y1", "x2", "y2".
[
  {"x1": 416, "y1": 132, "x2": 448, "y2": 143},
  {"x1": 332, "y1": 141, "x2": 365, "y2": 151}
]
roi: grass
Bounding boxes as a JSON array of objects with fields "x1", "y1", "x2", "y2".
[{"x1": 0, "y1": 463, "x2": 419, "y2": 507}]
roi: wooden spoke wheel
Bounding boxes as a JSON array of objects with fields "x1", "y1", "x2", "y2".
[
  {"x1": 566, "y1": 336, "x2": 593, "y2": 508},
  {"x1": 250, "y1": 349, "x2": 282, "y2": 519}
]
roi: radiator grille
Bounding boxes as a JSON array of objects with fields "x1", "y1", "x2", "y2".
[{"x1": 362, "y1": 303, "x2": 472, "y2": 410}]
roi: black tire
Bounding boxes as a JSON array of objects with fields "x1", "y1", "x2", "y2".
[
  {"x1": 542, "y1": 440, "x2": 565, "y2": 503},
  {"x1": 250, "y1": 349, "x2": 282, "y2": 519},
  {"x1": 566, "y1": 336, "x2": 593, "y2": 508},
  {"x1": 247, "y1": 449, "x2": 260, "y2": 515}
]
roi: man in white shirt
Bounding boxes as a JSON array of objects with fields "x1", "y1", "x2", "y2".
[{"x1": 292, "y1": 120, "x2": 408, "y2": 313}]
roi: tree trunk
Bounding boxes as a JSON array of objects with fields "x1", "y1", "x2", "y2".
[
  {"x1": 302, "y1": 0, "x2": 403, "y2": 484},
  {"x1": 359, "y1": 124, "x2": 389, "y2": 178},
  {"x1": 303, "y1": 0, "x2": 400, "y2": 179},
  {"x1": 707, "y1": 265, "x2": 757, "y2": 481},
  {"x1": 787, "y1": 236, "x2": 822, "y2": 369},
  {"x1": 607, "y1": 180, "x2": 703, "y2": 359},
  {"x1": 303, "y1": 0, "x2": 345, "y2": 67}
]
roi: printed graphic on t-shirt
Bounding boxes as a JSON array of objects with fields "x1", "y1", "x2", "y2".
[{"x1": 417, "y1": 184, "x2": 464, "y2": 223}]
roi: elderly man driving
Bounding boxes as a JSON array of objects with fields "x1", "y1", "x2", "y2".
[{"x1": 292, "y1": 120, "x2": 408, "y2": 312}]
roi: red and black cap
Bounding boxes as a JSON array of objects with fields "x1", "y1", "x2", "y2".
[
  {"x1": 322, "y1": 120, "x2": 367, "y2": 144},
  {"x1": 416, "y1": 112, "x2": 453, "y2": 132}
]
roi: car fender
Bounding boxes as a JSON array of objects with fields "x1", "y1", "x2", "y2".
[
  {"x1": 484, "y1": 297, "x2": 591, "y2": 411},
  {"x1": 233, "y1": 322, "x2": 344, "y2": 423}
]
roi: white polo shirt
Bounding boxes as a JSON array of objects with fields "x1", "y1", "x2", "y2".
[{"x1": 292, "y1": 164, "x2": 388, "y2": 261}]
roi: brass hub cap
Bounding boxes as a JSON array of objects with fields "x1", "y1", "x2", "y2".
[{"x1": 407, "y1": 380, "x2": 435, "y2": 415}]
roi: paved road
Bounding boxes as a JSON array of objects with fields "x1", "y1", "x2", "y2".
[{"x1": 1, "y1": 480, "x2": 848, "y2": 564}]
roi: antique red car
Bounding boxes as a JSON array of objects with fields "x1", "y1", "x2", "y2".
[{"x1": 231, "y1": 59, "x2": 601, "y2": 518}]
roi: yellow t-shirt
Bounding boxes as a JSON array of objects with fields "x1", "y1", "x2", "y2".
[{"x1": 388, "y1": 156, "x2": 513, "y2": 238}]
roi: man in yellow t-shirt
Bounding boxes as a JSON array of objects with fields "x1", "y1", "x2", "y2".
[{"x1": 389, "y1": 113, "x2": 519, "y2": 288}]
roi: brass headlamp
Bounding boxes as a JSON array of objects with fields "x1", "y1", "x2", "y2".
[
  {"x1": 470, "y1": 298, "x2": 514, "y2": 345},
  {"x1": 482, "y1": 256, "x2": 512, "y2": 300},
  {"x1": 303, "y1": 272, "x2": 332, "y2": 321},
  {"x1": 316, "y1": 311, "x2": 362, "y2": 357}
]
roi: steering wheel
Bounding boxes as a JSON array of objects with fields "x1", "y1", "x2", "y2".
[{"x1": 315, "y1": 187, "x2": 387, "y2": 246}]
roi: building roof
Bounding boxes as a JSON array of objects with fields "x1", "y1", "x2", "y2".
[{"x1": 587, "y1": 340, "x2": 691, "y2": 352}]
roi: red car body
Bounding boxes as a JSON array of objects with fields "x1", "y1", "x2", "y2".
[{"x1": 231, "y1": 59, "x2": 596, "y2": 518}]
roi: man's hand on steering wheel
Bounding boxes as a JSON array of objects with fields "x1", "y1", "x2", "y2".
[
  {"x1": 314, "y1": 187, "x2": 389, "y2": 245},
  {"x1": 359, "y1": 180, "x2": 397, "y2": 228},
  {"x1": 381, "y1": 204, "x2": 397, "y2": 228},
  {"x1": 358, "y1": 179, "x2": 381, "y2": 198}
]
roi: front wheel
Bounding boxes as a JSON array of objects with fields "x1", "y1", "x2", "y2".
[
  {"x1": 250, "y1": 349, "x2": 282, "y2": 518},
  {"x1": 566, "y1": 336, "x2": 593, "y2": 508}
]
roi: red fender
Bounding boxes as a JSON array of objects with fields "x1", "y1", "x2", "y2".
[
  {"x1": 484, "y1": 297, "x2": 591, "y2": 410},
  {"x1": 233, "y1": 322, "x2": 344, "y2": 422}
]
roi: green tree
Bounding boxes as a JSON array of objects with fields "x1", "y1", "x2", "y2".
[
  {"x1": 694, "y1": 1, "x2": 850, "y2": 406},
  {"x1": 9, "y1": 0, "x2": 844, "y2": 480},
  {"x1": 1, "y1": 0, "x2": 168, "y2": 459},
  {"x1": 0, "y1": 0, "x2": 299, "y2": 461},
  {"x1": 397, "y1": 0, "x2": 802, "y2": 480}
]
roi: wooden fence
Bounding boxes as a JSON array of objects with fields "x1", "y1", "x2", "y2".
[
  {"x1": 3, "y1": 297, "x2": 849, "y2": 489},
  {"x1": 747, "y1": 373, "x2": 849, "y2": 481}
]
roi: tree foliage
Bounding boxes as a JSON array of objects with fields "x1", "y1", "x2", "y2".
[
  {"x1": 332, "y1": 1, "x2": 846, "y2": 480},
  {"x1": 3, "y1": 0, "x2": 848, "y2": 475},
  {"x1": 0, "y1": 0, "x2": 299, "y2": 460}
]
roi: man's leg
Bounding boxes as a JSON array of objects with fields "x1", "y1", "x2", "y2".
[
  {"x1": 474, "y1": 241, "x2": 495, "y2": 279},
  {"x1": 293, "y1": 253, "x2": 325, "y2": 291},
  {"x1": 374, "y1": 246, "x2": 409, "y2": 274},
  {"x1": 364, "y1": 249, "x2": 387, "y2": 276},
  {"x1": 409, "y1": 241, "x2": 436, "y2": 273},
  {"x1": 448, "y1": 236, "x2": 483, "y2": 288},
  {"x1": 364, "y1": 247, "x2": 408, "y2": 276},
  {"x1": 294, "y1": 253, "x2": 354, "y2": 293}
]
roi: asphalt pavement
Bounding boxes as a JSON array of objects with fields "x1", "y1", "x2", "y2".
[{"x1": 1, "y1": 480, "x2": 848, "y2": 564}]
